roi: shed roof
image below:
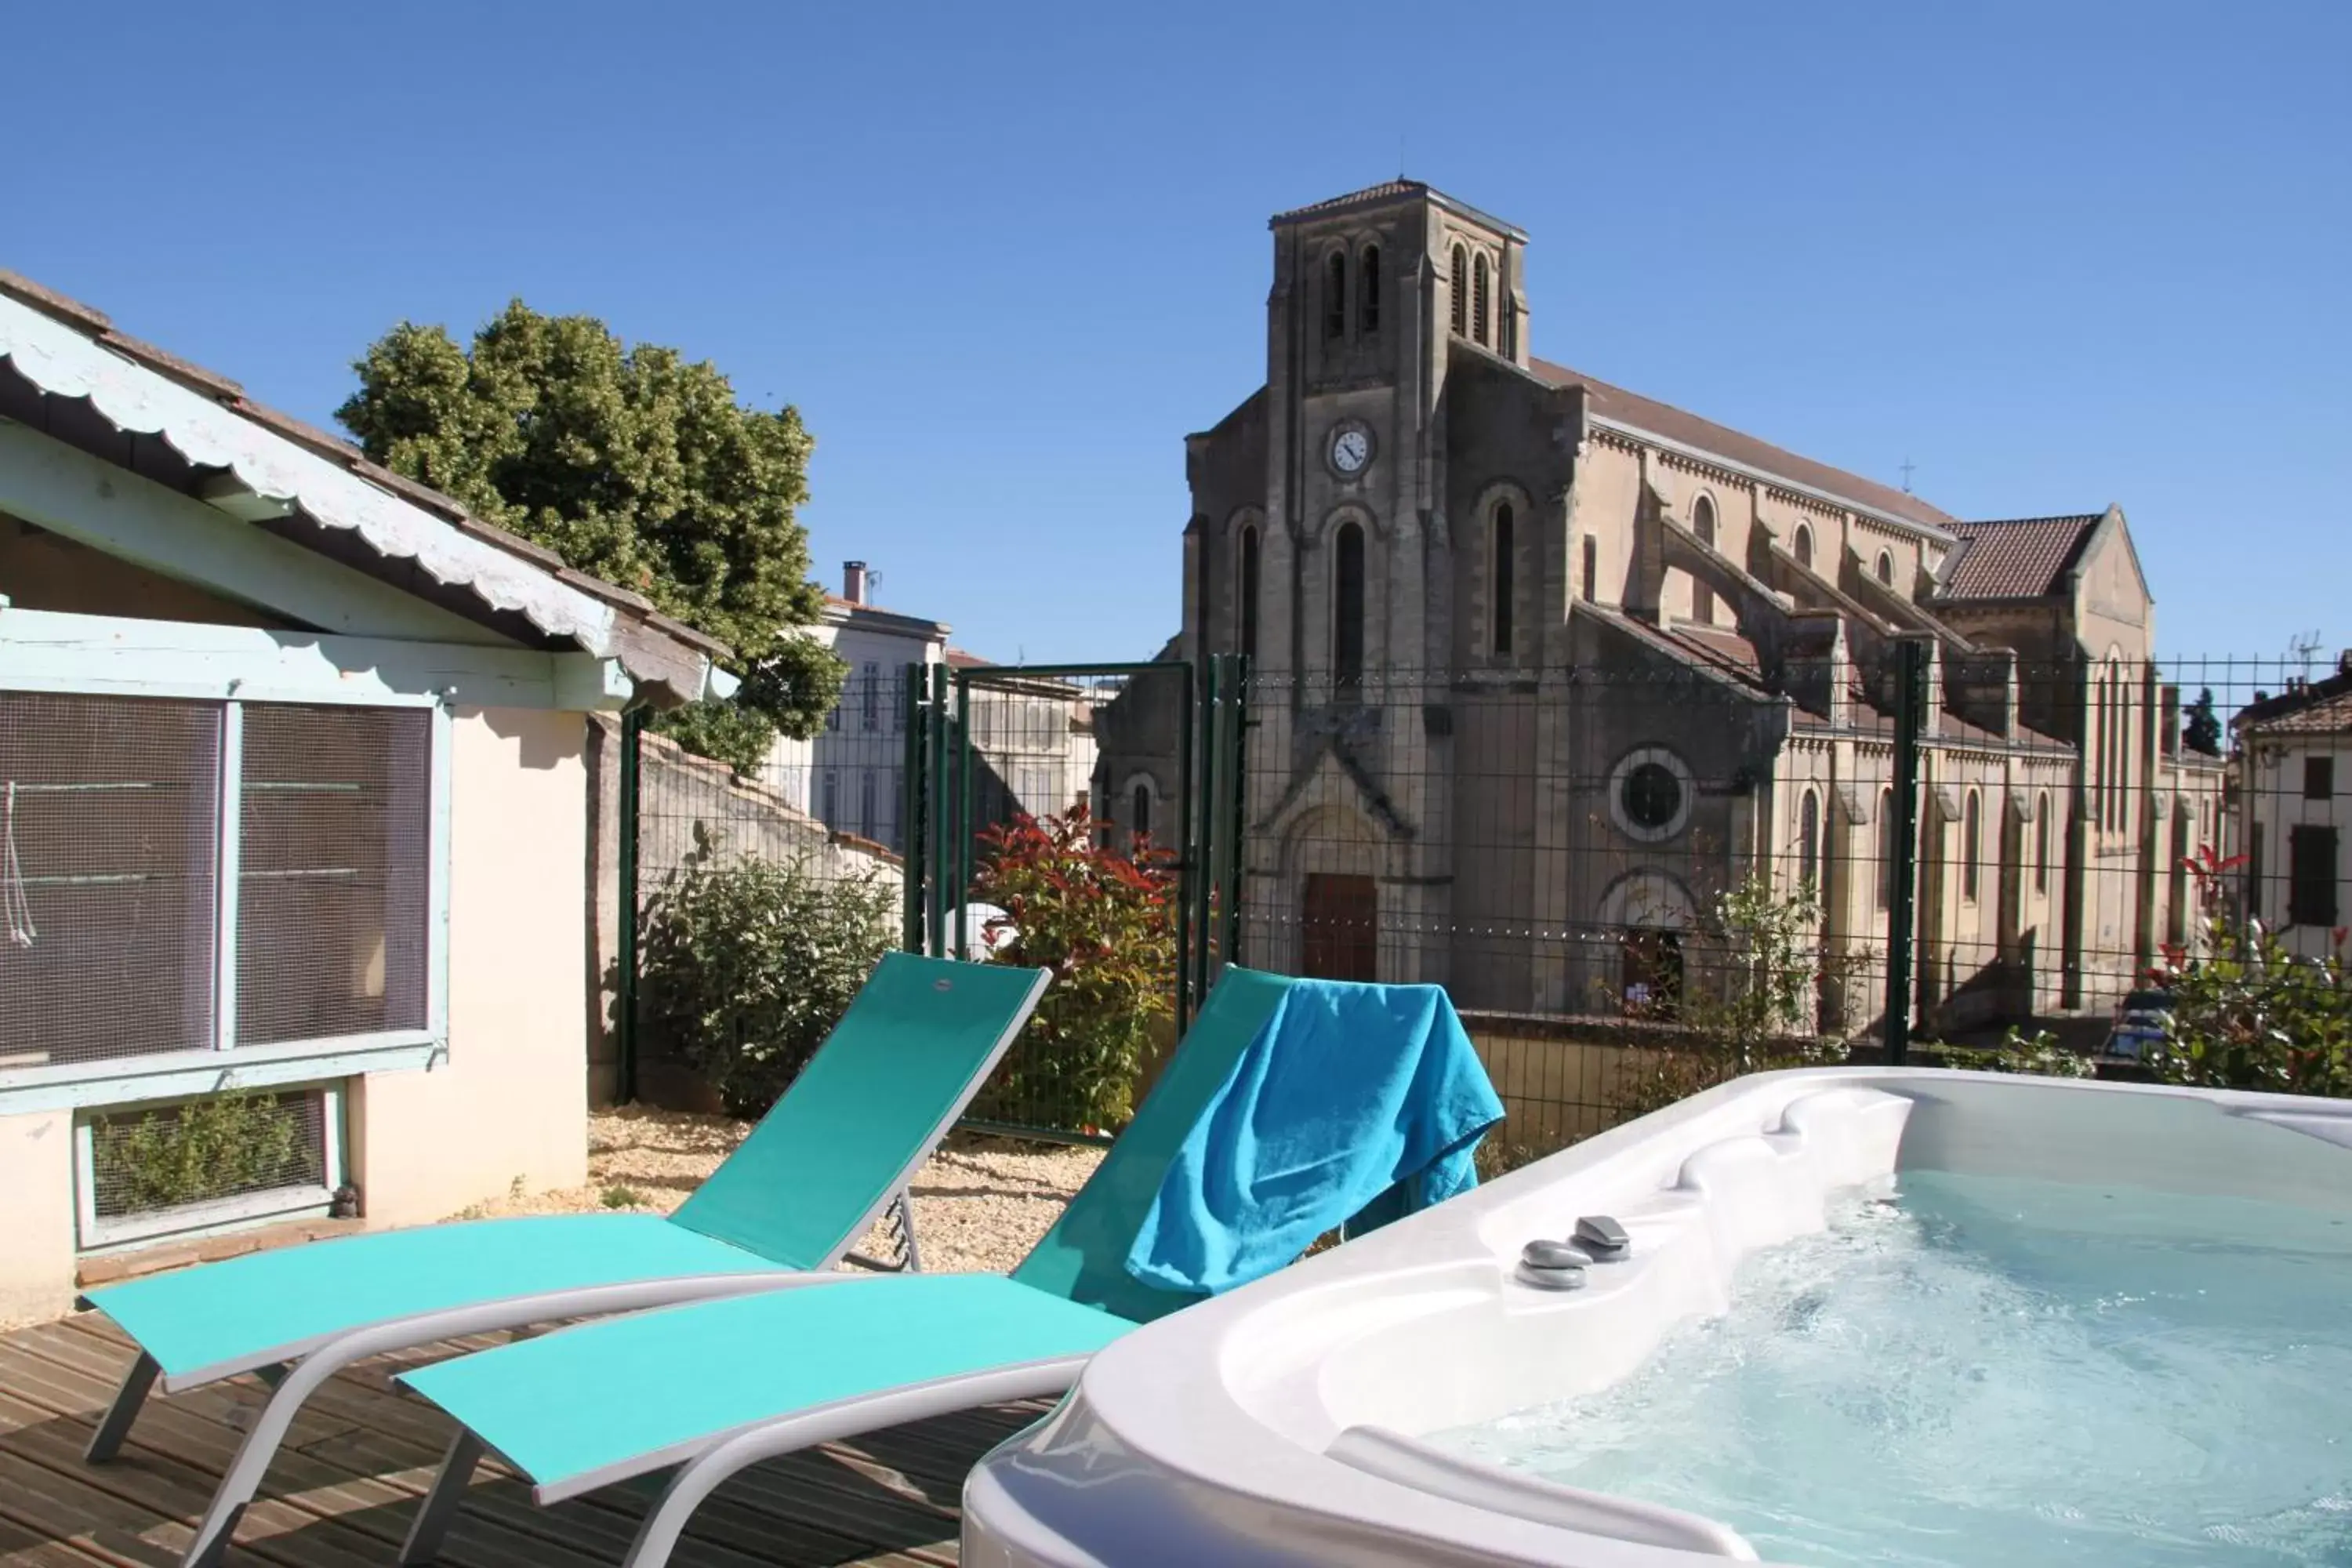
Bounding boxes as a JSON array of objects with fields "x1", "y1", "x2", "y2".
[{"x1": 0, "y1": 269, "x2": 731, "y2": 705}]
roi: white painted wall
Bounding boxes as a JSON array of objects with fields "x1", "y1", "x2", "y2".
[{"x1": 349, "y1": 706, "x2": 591, "y2": 1223}]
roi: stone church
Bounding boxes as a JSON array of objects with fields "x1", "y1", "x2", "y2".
[{"x1": 1101, "y1": 180, "x2": 2225, "y2": 1033}]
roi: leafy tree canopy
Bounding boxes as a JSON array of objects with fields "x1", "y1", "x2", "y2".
[{"x1": 336, "y1": 301, "x2": 844, "y2": 768}]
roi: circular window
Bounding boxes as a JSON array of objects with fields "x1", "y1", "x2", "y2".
[
  {"x1": 1623, "y1": 763, "x2": 1681, "y2": 829},
  {"x1": 1608, "y1": 746, "x2": 1694, "y2": 843}
]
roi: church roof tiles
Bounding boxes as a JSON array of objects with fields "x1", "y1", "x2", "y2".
[{"x1": 1933, "y1": 515, "x2": 2103, "y2": 601}]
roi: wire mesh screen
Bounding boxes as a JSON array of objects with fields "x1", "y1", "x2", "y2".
[
  {"x1": 0, "y1": 692, "x2": 220, "y2": 1068},
  {"x1": 237, "y1": 705, "x2": 431, "y2": 1045},
  {"x1": 86, "y1": 1088, "x2": 328, "y2": 1219}
]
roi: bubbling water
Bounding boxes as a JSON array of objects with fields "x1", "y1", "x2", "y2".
[{"x1": 1439, "y1": 1170, "x2": 2352, "y2": 1566}]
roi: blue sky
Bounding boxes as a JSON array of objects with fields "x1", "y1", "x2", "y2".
[{"x1": 5, "y1": 2, "x2": 2344, "y2": 664}]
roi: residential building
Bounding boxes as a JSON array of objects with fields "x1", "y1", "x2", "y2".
[
  {"x1": 1102, "y1": 180, "x2": 2225, "y2": 1032},
  {"x1": 2233, "y1": 656, "x2": 2350, "y2": 960},
  {"x1": 780, "y1": 562, "x2": 948, "y2": 852},
  {"x1": 782, "y1": 568, "x2": 1096, "y2": 854}
]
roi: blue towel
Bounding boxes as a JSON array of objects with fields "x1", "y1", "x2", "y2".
[{"x1": 1123, "y1": 977, "x2": 1505, "y2": 1297}]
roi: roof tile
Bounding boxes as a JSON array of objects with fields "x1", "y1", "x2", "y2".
[{"x1": 1933, "y1": 516, "x2": 2102, "y2": 601}]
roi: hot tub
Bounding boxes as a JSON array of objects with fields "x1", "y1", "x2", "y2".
[{"x1": 961, "y1": 1069, "x2": 2352, "y2": 1567}]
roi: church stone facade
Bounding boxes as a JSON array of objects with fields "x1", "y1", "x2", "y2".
[{"x1": 1107, "y1": 181, "x2": 2224, "y2": 1033}]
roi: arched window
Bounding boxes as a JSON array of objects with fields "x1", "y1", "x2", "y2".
[
  {"x1": 1359, "y1": 245, "x2": 1381, "y2": 334},
  {"x1": 1691, "y1": 495, "x2": 1718, "y2": 624},
  {"x1": 1582, "y1": 534, "x2": 1598, "y2": 604},
  {"x1": 1131, "y1": 781, "x2": 1153, "y2": 843},
  {"x1": 1798, "y1": 789, "x2": 1820, "y2": 888},
  {"x1": 1450, "y1": 245, "x2": 1468, "y2": 336},
  {"x1": 1333, "y1": 521, "x2": 1366, "y2": 690},
  {"x1": 1875, "y1": 550, "x2": 1895, "y2": 586},
  {"x1": 1237, "y1": 522, "x2": 1261, "y2": 662},
  {"x1": 1962, "y1": 789, "x2": 1982, "y2": 901},
  {"x1": 1793, "y1": 523, "x2": 1814, "y2": 571},
  {"x1": 1323, "y1": 252, "x2": 1347, "y2": 340},
  {"x1": 2035, "y1": 792, "x2": 2051, "y2": 894},
  {"x1": 1472, "y1": 252, "x2": 1491, "y2": 347},
  {"x1": 2114, "y1": 662, "x2": 2128, "y2": 832},
  {"x1": 1877, "y1": 787, "x2": 1896, "y2": 909},
  {"x1": 1490, "y1": 501, "x2": 1515, "y2": 656}
]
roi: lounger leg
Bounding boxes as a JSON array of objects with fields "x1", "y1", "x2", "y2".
[
  {"x1": 893, "y1": 1189, "x2": 923, "y2": 1274},
  {"x1": 179, "y1": 1345, "x2": 368, "y2": 1568},
  {"x1": 85, "y1": 1351, "x2": 160, "y2": 1463},
  {"x1": 844, "y1": 1189, "x2": 922, "y2": 1273},
  {"x1": 617, "y1": 1357, "x2": 1092, "y2": 1568},
  {"x1": 162, "y1": 1274, "x2": 826, "y2": 1568},
  {"x1": 398, "y1": 1430, "x2": 486, "y2": 1566}
]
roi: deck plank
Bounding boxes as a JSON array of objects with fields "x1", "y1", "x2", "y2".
[{"x1": 0, "y1": 1311, "x2": 1046, "y2": 1567}]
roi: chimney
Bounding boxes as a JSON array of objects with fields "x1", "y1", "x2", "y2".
[{"x1": 842, "y1": 561, "x2": 869, "y2": 606}]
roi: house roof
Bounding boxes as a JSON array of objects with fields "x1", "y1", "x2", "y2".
[
  {"x1": 1529, "y1": 359, "x2": 1958, "y2": 539},
  {"x1": 0, "y1": 269, "x2": 731, "y2": 704},
  {"x1": 1933, "y1": 515, "x2": 2103, "y2": 601},
  {"x1": 2236, "y1": 664, "x2": 2352, "y2": 737}
]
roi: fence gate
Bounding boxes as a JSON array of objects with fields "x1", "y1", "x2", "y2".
[{"x1": 902, "y1": 655, "x2": 1250, "y2": 1142}]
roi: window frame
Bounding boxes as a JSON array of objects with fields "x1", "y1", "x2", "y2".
[
  {"x1": 1690, "y1": 494, "x2": 1718, "y2": 624},
  {"x1": 1962, "y1": 789, "x2": 1982, "y2": 902},
  {"x1": 2287, "y1": 823, "x2": 2339, "y2": 928},
  {"x1": 2306, "y1": 754, "x2": 2336, "y2": 802},
  {"x1": 1798, "y1": 788, "x2": 1820, "y2": 889},
  {"x1": 1, "y1": 656, "x2": 452, "y2": 1116},
  {"x1": 1490, "y1": 500, "x2": 1516, "y2": 658},
  {"x1": 1332, "y1": 519, "x2": 1367, "y2": 691}
]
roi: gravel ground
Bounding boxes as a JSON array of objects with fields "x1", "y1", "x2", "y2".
[{"x1": 445, "y1": 1105, "x2": 1102, "y2": 1273}]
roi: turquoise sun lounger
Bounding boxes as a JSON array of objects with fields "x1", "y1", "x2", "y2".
[
  {"x1": 395, "y1": 968, "x2": 1464, "y2": 1568},
  {"x1": 72, "y1": 953, "x2": 1049, "y2": 1568}
]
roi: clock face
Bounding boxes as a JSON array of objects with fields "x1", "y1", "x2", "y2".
[{"x1": 1330, "y1": 426, "x2": 1371, "y2": 475}]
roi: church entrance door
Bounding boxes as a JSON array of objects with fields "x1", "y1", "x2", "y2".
[{"x1": 1302, "y1": 873, "x2": 1378, "y2": 981}]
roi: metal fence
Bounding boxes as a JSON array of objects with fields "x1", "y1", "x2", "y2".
[
  {"x1": 613, "y1": 645, "x2": 2349, "y2": 1160},
  {"x1": 1216, "y1": 649, "x2": 2339, "y2": 1154}
]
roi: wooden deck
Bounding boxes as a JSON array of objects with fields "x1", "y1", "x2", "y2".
[{"x1": 0, "y1": 1313, "x2": 1044, "y2": 1567}]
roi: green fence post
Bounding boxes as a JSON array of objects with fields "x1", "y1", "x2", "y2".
[
  {"x1": 925, "y1": 663, "x2": 949, "y2": 958},
  {"x1": 1224, "y1": 653, "x2": 1250, "y2": 963},
  {"x1": 1886, "y1": 636, "x2": 1929, "y2": 1065},
  {"x1": 1173, "y1": 660, "x2": 1196, "y2": 1036},
  {"x1": 615, "y1": 706, "x2": 642, "y2": 1105},
  {"x1": 953, "y1": 670, "x2": 972, "y2": 960},
  {"x1": 898, "y1": 663, "x2": 926, "y2": 953}
]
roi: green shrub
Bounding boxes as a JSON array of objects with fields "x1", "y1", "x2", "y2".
[
  {"x1": 2140, "y1": 846, "x2": 2351, "y2": 1097},
  {"x1": 1607, "y1": 873, "x2": 1849, "y2": 1123},
  {"x1": 969, "y1": 804, "x2": 1177, "y2": 1134},
  {"x1": 638, "y1": 825, "x2": 896, "y2": 1115},
  {"x1": 1935, "y1": 1026, "x2": 2097, "y2": 1078},
  {"x1": 96, "y1": 1091, "x2": 310, "y2": 1213}
]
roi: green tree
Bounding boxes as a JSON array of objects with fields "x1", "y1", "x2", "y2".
[
  {"x1": 336, "y1": 302, "x2": 844, "y2": 768},
  {"x1": 2183, "y1": 688, "x2": 2223, "y2": 757}
]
